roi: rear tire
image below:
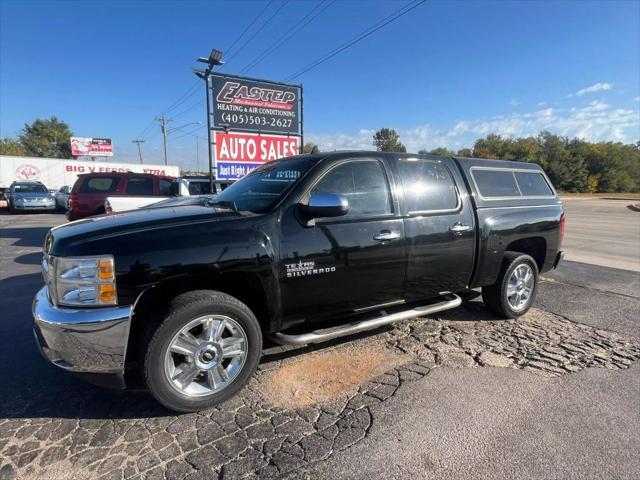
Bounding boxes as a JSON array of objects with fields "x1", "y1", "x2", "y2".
[
  {"x1": 143, "y1": 290, "x2": 262, "y2": 412},
  {"x1": 482, "y1": 252, "x2": 538, "y2": 319}
]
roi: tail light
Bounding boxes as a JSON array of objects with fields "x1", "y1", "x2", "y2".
[
  {"x1": 560, "y1": 212, "x2": 566, "y2": 244},
  {"x1": 105, "y1": 199, "x2": 112, "y2": 214},
  {"x1": 69, "y1": 193, "x2": 79, "y2": 211}
]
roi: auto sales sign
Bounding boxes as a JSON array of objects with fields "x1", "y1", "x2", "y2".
[{"x1": 214, "y1": 132, "x2": 300, "y2": 180}]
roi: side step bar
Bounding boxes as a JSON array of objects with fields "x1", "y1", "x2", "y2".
[{"x1": 271, "y1": 294, "x2": 462, "y2": 346}]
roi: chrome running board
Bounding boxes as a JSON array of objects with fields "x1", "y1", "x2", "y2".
[{"x1": 271, "y1": 294, "x2": 462, "y2": 346}]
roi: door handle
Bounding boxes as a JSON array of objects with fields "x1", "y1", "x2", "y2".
[
  {"x1": 373, "y1": 230, "x2": 401, "y2": 241},
  {"x1": 450, "y1": 223, "x2": 472, "y2": 234}
]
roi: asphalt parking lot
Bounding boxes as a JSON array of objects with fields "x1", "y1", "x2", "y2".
[{"x1": 0, "y1": 200, "x2": 639, "y2": 480}]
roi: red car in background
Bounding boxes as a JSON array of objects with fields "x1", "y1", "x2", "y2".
[{"x1": 67, "y1": 172, "x2": 175, "y2": 221}]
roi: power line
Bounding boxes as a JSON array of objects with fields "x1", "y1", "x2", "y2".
[
  {"x1": 163, "y1": 81, "x2": 200, "y2": 114},
  {"x1": 239, "y1": 0, "x2": 335, "y2": 75},
  {"x1": 136, "y1": 2, "x2": 280, "y2": 143},
  {"x1": 171, "y1": 99, "x2": 204, "y2": 120},
  {"x1": 285, "y1": 0, "x2": 426, "y2": 82},
  {"x1": 224, "y1": 0, "x2": 275, "y2": 58},
  {"x1": 223, "y1": 0, "x2": 291, "y2": 66},
  {"x1": 170, "y1": 124, "x2": 206, "y2": 142}
]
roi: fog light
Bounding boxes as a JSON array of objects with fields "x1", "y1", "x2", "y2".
[{"x1": 99, "y1": 284, "x2": 116, "y2": 303}]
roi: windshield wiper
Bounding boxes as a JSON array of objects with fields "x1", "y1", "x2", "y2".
[{"x1": 206, "y1": 199, "x2": 239, "y2": 212}]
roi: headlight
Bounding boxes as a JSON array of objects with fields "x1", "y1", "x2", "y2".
[
  {"x1": 15, "y1": 198, "x2": 24, "y2": 204},
  {"x1": 48, "y1": 255, "x2": 117, "y2": 307}
]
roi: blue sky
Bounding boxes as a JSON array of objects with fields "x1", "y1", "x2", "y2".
[{"x1": 1, "y1": 0, "x2": 639, "y2": 170}]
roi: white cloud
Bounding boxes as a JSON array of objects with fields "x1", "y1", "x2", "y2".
[
  {"x1": 509, "y1": 99, "x2": 521, "y2": 107},
  {"x1": 308, "y1": 101, "x2": 640, "y2": 153},
  {"x1": 634, "y1": 96, "x2": 640, "y2": 102},
  {"x1": 571, "y1": 82, "x2": 614, "y2": 97}
]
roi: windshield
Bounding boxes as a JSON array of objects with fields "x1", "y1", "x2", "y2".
[
  {"x1": 212, "y1": 156, "x2": 318, "y2": 213},
  {"x1": 12, "y1": 183, "x2": 48, "y2": 193}
]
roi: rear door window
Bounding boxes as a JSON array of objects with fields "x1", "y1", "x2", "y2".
[
  {"x1": 125, "y1": 177, "x2": 154, "y2": 195},
  {"x1": 397, "y1": 160, "x2": 459, "y2": 213},
  {"x1": 187, "y1": 182, "x2": 212, "y2": 195},
  {"x1": 471, "y1": 169, "x2": 521, "y2": 198},
  {"x1": 159, "y1": 179, "x2": 172, "y2": 196},
  {"x1": 514, "y1": 171, "x2": 554, "y2": 196},
  {"x1": 80, "y1": 177, "x2": 119, "y2": 193},
  {"x1": 311, "y1": 160, "x2": 392, "y2": 218}
]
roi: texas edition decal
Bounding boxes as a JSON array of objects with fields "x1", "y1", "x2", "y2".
[{"x1": 285, "y1": 261, "x2": 336, "y2": 278}]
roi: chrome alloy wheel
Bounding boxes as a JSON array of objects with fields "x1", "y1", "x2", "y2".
[
  {"x1": 506, "y1": 264, "x2": 535, "y2": 312},
  {"x1": 164, "y1": 315, "x2": 248, "y2": 397}
]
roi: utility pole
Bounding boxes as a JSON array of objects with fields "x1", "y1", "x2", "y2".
[
  {"x1": 132, "y1": 139, "x2": 145, "y2": 164},
  {"x1": 195, "y1": 137, "x2": 200, "y2": 173},
  {"x1": 155, "y1": 115, "x2": 172, "y2": 165}
]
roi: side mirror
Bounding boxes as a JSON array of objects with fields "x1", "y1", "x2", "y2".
[{"x1": 299, "y1": 193, "x2": 348, "y2": 226}]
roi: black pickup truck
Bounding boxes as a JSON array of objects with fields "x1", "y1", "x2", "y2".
[{"x1": 33, "y1": 151, "x2": 564, "y2": 412}]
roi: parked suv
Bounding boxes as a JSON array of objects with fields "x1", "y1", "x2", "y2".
[
  {"x1": 34, "y1": 152, "x2": 564, "y2": 412},
  {"x1": 67, "y1": 172, "x2": 175, "y2": 220}
]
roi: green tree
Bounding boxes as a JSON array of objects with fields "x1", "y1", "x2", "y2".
[
  {"x1": 538, "y1": 131, "x2": 588, "y2": 192},
  {"x1": 456, "y1": 147, "x2": 473, "y2": 157},
  {"x1": 19, "y1": 116, "x2": 73, "y2": 158},
  {"x1": 472, "y1": 134, "x2": 509, "y2": 159},
  {"x1": 303, "y1": 142, "x2": 320, "y2": 154},
  {"x1": 0, "y1": 137, "x2": 27, "y2": 156},
  {"x1": 373, "y1": 128, "x2": 406, "y2": 153},
  {"x1": 420, "y1": 147, "x2": 455, "y2": 156}
]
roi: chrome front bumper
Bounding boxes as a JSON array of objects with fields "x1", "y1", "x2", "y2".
[
  {"x1": 14, "y1": 201, "x2": 56, "y2": 210},
  {"x1": 32, "y1": 286, "x2": 132, "y2": 374}
]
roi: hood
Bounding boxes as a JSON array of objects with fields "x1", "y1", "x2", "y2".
[
  {"x1": 47, "y1": 204, "x2": 247, "y2": 255},
  {"x1": 13, "y1": 192, "x2": 52, "y2": 199}
]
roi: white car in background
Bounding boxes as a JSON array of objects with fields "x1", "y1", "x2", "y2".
[
  {"x1": 54, "y1": 185, "x2": 70, "y2": 210},
  {"x1": 105, "y1": 177, "x2": 233, "y2": 214}
]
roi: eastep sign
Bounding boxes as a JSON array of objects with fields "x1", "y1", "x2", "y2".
[{"x1": 211, "y1": 75, "x2": 300, "y2": 135}]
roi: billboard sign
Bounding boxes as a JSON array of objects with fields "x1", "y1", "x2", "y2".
[
  {"x1": 211, "y1": 75, "x2": 301, "y2": 135},
  {"x1": 214, "y1": 131, "x2": 300, "y2": 180},
  {"x1": 71, "y1": 137, "x2": 113, "y2": 157}
]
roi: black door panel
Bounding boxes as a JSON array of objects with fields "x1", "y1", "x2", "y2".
[
  {"x1": 280, "y1": 217, "x2": 406, "y2": 321},
  {"x1": 279, "y1": 158, "x2": 407, "y2": 324},
  {"x1": 394, "y1": 157, "x2": 475, "y2": 300}
]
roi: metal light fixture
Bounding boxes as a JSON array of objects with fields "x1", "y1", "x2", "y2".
[{"x1": 193, "y1": 48, "x2": 224, "y2": 192}]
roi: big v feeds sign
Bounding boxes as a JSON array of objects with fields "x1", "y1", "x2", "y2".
[{"x1": 209, "y1": 73, "x2": 302, "y2": 180}]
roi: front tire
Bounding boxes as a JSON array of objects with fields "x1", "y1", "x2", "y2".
[
  {"x1": 482, "y1": 252, "x2": 538, "y2": 319},
  {"x1": 143, "y1": 290, "x2": 262, "y2": 412}
]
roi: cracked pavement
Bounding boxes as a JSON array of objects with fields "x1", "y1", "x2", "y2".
[{"x1": 1, "y1": 212, "x2": 639, "y2": 480}]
